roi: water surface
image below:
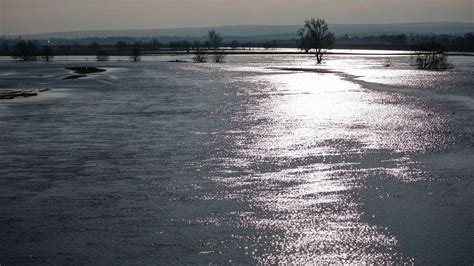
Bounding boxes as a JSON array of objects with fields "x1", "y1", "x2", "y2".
[{"x1": 0, "y1": 54, "x2": 473, "y2": 264}]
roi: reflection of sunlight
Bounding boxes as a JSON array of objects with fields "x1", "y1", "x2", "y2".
[
  {"x1": 252, "y1": 73, "x2": 367, "y2": 158},
  {"x1": 217, "y1": 72, "x2": 404, "y2": 263},
  {"x1": 211, "y1": 60, "x2": 451, "y2": 263}
]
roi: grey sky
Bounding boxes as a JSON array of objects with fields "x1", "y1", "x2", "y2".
[{"x1": 1, "y1": 0, "x2": 473, "y2": 35}]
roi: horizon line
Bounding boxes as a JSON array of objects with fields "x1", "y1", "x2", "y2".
[{"x1": 2, "y1": 21, "x2": 473, "y2": 37}]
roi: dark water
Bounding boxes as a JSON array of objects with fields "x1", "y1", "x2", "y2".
[{"x1": 0, "y1": 55, "x2": 473, "y2": 264}]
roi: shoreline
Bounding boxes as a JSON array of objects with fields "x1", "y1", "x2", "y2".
[
  {"x1": 0, "y1": 51, "x2": 473, "y2": 58},
  {"x1": 0, "y1": 89, "x2": 50, "y2": 100}
]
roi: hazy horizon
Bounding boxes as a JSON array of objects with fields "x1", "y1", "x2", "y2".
[
  {"x1": 4, "y1": 21, "x2": 474, "y2": 36},
  {"x1": 1, "y1": 0, "x2": 473, "y2": 35}
]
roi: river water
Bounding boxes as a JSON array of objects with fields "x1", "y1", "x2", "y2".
[{"x1": 0, "y1": 54, "x2": 473, "y2": 264}]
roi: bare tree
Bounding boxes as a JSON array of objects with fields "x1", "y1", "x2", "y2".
[
  {"x1": 208, "y1": 30, "x2": 226, "y2": 63},
  {"x1": 130, "y1": 42, "x2": 142, "y2": 62},
  {"x1": 412, "y1": 41, "x2": 452, "y2": 70},
  {"x1": 96, "y1": 50, "x2": 110, "y2": 61},
  {"x1": 41, "y1": 46, "x2": 54, "y2": 62},
  {"x1": 115, "y1": 41, "x2": 128, "y2": 52},
  {"x1": 192, "y1": 41, "x2": 207, "y2": 63},
  {"x1": 298, "y1": 31, "x2": 312, "y2": 53},
  {"x1": 11, "y1": 40, "x2": 39, "y2": 61},
  {"x1": 148, "y1": 39, "x2": 161, "y2": 51},
  {"x1": 298, "y1": 18, "x2": 335, "y2": 64}
]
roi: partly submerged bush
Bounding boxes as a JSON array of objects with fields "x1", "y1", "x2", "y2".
[
  {"x1": 412, "y1": 42, "x2": 453, "y2": 70},
  {"x1": 211, "y1": 53, "x2": 226, "y2": 63},
  {"x1": 193, "y1": 48, "x2": 208, "y2": 63},
  {"x1": 96, "y1": 50, "x2": 110, "y2": 62}
]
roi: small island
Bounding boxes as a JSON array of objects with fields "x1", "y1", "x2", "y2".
[
  {"x1": 0, "y1": 89, "x2": 50, "y2": 100},
  {"x1": 63, "y1": 67, "x2": 106, "y2": 80}
]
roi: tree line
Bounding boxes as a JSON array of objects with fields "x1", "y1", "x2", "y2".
[
  {"x1": 337, "y1": 33, "x2": 474, "y2": 51},
  {"x1": 6, "y1": 30, "x2": 230, "y2": 63},
  {"x1": 5, "y1": 18, "x2": 469, "y2": 69},
  {"x1": 10, "y1": 40, "x2": 55, "y2": 62},
  {"x1": 3, "y1": 33, "x2": 472, "y2": 53}
]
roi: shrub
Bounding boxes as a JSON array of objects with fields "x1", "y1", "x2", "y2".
[
  {"x1": 412, "y1": 42, "x2": 453, "y2": 70},
  {"x1": 96, "y1": 50, "x2": 110, "y2": 62}
]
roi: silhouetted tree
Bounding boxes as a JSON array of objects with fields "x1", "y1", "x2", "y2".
[
  {"x1": 204, "y1": 41, "x2": 211, "y2": 50},
  {"x1": 96, "y1": 50, "x2": 110, "y2": 61},
  {"x1": 169, "y1": 40, "x2": 191, "y2": 52},
  {"x1": 245, "y1": 42, "x2": 253, "y2": 50},
  {"x1": 298, "y1": 18, "x2": 335, "y2": 64},
  {"x1": 11, "y1": 40, "x2": 39, "y2": 61},
  {"x1": 298, "y1": 31, "x2": 312, "y2": 52},
  {"x1": 193, "y1": 40, "x2": 201, "y2": 50},
  {"x1": 184, "y1": 41, "x2": 191, "y2": 53},
  {"x1": 72, "y1": 42, "x2": 80, "y2": 50},
  {"x1": 230, "y1": 40, "x2": 240, "y2": 50},
  {"x1": 115, "y1": 41, "x2": 128, "y2": 51},
  {"x1": 89, "y1": 42, "x2": 101, "y2": 52},
  {"x1": 147, "y1": 39, "x2": 161, "y2": 50},
  {"x1": 263, "y1": 40, "x2": 277, "y2": 50},
  {"x1": 452, "y1": 33, "x2": 474, "y2": 51},
  {"x1": 41, "y1": 46, "x2": 54, "y2": 62},
  {"x1": 193, "y1": 50, "x2": 208, "y2": 63},
  {"x1": 58, "y1": 45, "x2": 71, "y2": 54},
  {"x1": 392, "y1": 34, "x2": 407, "y2": 45},
  {"x1": 2, "y1": 38, "x2": 9, "y2": 52},
  {"x1": 208, "y1": 30, "x2": 225, "y2": 62},
  {"x1": 412, "y1": 41, "x2": 452, "y2": 70},
  {"x1": 192, "y1": 41, "x2": 205, "y2": 62},
  {"x1": 130, "y1": 42, "x2": 142, "y2": 62}
]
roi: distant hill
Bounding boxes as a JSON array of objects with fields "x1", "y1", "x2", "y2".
[{"x1": 13, "y1": 22, "x2": 474, "y2": 40}]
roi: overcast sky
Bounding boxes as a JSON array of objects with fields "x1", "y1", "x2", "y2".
[{"x1": 1, "y1": 0, "x2": 473, "y2": 35}]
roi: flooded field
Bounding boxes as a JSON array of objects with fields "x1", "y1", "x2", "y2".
[{"x1": 0, "y1": 53, "x2": 473, "y2": 264}]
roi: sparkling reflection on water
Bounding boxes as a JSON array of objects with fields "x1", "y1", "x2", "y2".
[
  {"x1": 0, "y1": 55, "x2": 472, "y2": 264},
  {"x1": 209, "y1": 70, "x2": 453, "y2": 263}
]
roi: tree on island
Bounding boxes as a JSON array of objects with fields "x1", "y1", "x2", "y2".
[
  {"x1": 130, "y1": 42, "x2": 142, "y2": 62},
  {"x1": 413, "y1": 41, "x2": 452, "y2": 70},
  {"x1": 11, "y1": 40, "x2": 39, "y2": 61},
  {"x1": 298, "y1": 18, "x2": 335, "y2": 64},
  {"x1": 208, "y1": 30, "x2": 226, "y2": 63}
]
